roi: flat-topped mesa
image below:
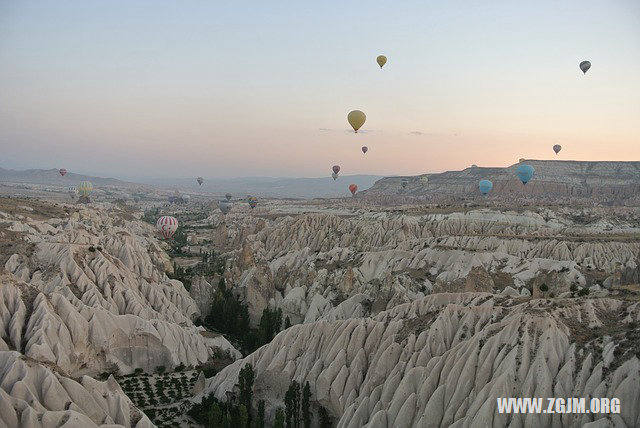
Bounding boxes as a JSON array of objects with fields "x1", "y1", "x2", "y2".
[{"x1": 363, "y1": 160, "x2": 640, "y2": 204}]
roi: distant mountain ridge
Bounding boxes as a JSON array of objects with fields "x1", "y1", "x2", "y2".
[
  {"x1": 0, "y1": 168, "x2": 383, "y2": 199},
  {"x1": 0, "y1": 167, "x2": 139, "y2": 188},
  {"x1": 364, "y1": 160, "x2": 640, "y2": 204},
  {"x1": 146, "y1": 175, "x2": 385, "y2": 199}
]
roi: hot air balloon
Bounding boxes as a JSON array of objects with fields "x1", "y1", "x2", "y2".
[
  {"x1": 519, "y1": 158, "x2": 525, "y2": 163},
  {"x1": 349, "y1": 184, "x2": 358, "y2": 196},
  {"x1": 516, "y1": 164, "x2": 535, "y2": 185},
  {"x1": 347, "y1": 110, "x2": 366, "y2": 133},
  {"x1": 376, "y1": 55, "x2": 387, "y2": 69},
  {"x1": 219, "y1": 200, "x2": 233, "y2": 214},
  {"x1": 332, "y1": 165, "x2": 340, "y2": 174},
  {"x1": 181, "y1": 194, "x2": 190, "y2": 203},
  {"x1": 67, "y1": 186, "x2": 77, "y2": 200},
  {"x1": 197, "y1": 177, "x2": 204, "y2": 185},
  {"x1": 401, "y1": 178, "x2": 408, "y2": 189},
  {"x1": 553, "y1": 144, "x2": 562, "y2": 155},
  {"x1": 156, "y1": 216, "x2": 178, "y2": 239},
  {"x1": 248, "y1": 196, "x2": 258, "y2": 209},
  {"x1": 225, "y1": 193, "x2": 232, "y2": 201},
  {"x1": 77, "y1": 181, "x2": 93, "y2": 197},
  {"x1": 479, "y1": 179, "x2": 493, "y2": 195},
  {"x1": 361, "y1": 146, "x2": 368, "y2": 154},
  {"x1": 579, "y1": 61, "x2": 591, "y2": 74},
  {"x1": 331, "y1": 172, "x2": 338, "y2": 181},
  {"x1": 59, "y1": 168, "x2": 67, "y2": 177}
]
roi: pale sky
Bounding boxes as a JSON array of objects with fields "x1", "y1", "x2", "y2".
[{"x1": 1, "y1": 0, "x2": 639, "y2": 179}]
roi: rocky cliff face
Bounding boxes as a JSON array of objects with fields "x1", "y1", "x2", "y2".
[
  {"x1": 217, "y1": 207, "x2": 639, "y2": 325},
  {"x1": 364, "y1": 160, "x2": 640, "y2": 205},
  {"x1": 204, "y1": 292, "x2": 640, "y2": 427},
  {"x1": 0, "y1": 198, "x2": 238, "y2": 427}
]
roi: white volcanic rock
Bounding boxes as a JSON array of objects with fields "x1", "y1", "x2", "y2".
[
  {"x1": 0, "y1": 202, "x2": 239, "y2": 376},
  {"x1": 204, "y1": 293, "x2": 640, "y2": 427},
  {"x1": 0, "y1": 351, "x2": 152, "y2": 427},
  {"x1": 215, "y1": 208, "x2": 638, "y2": 323}
]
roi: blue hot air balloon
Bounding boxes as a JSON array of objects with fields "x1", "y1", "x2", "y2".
[
  {"x1": 479, "y1": 179, "x2": 493, "y2": 195},
  {"x1": 515, "y1": 164, "x2": 535, "y2": 185}
]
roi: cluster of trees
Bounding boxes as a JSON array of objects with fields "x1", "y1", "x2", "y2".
[
  {"x1": 189, "y1": 364, "x2": 332, "y2": 428},
  {"x1": 278, "y1": 379, "x2": 331, "y2": 428},
  {"x1": 204, "y1": 277, "x2": 287, "y2": 354}
]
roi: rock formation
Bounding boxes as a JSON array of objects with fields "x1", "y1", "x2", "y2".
[{"x1": 204, "y1": 292, "x2": 640, "y2": 427}]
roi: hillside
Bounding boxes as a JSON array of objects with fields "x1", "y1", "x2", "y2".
[
  {"x1": 364, "y1": 160, "x2": 640, "y2": 205},
  {"x1": 0, "y1": 167, "x2": 144, "y2": 189}
]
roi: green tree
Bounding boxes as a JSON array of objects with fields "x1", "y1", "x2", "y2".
[
  {"x1": 302, "y1": 382, "x2": 311, "y2": 428},
  {"x1": 238, "y1": 363, "x2": 255, "y2": 413},
  {"x1": 284, "y1": 316, "x2": 291, "y2": 330},
  {"x1": 318, "y1": 406, "x2": 331, "y2": 428},
  {"x1": 238, "y1": 404, "x2": 249, "y2": 428},
  {"x1": 208, "y1": 403, "x2": 222, "y2": 428},
  {"x1": 274, "y1": 408, "x2": 285, "y2": 428},
  {"x1": 285, "y1": 380, "x2": 301, "y2": 428},
  {"x1": 256, "y1": 400, "x2": 265, "y2": 428}
]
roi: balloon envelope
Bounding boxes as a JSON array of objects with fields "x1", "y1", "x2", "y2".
[
  {"x1": 479, "y1": 179, "x2": 493, "y2": 195},
  {"x1": 347, "y1": 110, "x2": 366, "y2": 133},
  {"x1": 349, "y1": 184, "x2": 358, "y2": 196},
  {"x1": 516, "y1": 164, "x2": 535, "y2": 184},
  {"x1": 553, "y1": 144, "x2": 562, "y2": 154},
  {"x1": 59, "y1": 168, "x2": 67, "y2": 177},
  {"x1": 361, "y1": 146, "x2": 368, "y2": 154},
  {"x1": 219, "y1": 200, "x2": 233, "y2": 214},
  {"x1": 332, "y1": 165, "x2": 340, "y2": 174},
  {"x1": 331, "y1": 172, "x2": 338, "y2": 180},
  {"x1": 225, "y1": 193, "x2": 232, "y2": 201},
  {"x1": 156, "y1": 216, "x2": 178, "y2": 239},
  {"x1": 401, "y1": 179, "x2": 408, "y2": 188},
  {"x1": 248, "y1": 196, "x2": 258, "y2": 209},
  {"x1": 197, "y1": 177, "x2": 204, "y2": 185},
  {"x1": 77, "y1": 181, "x2": 93, "y2": 197},
  {"x1": 579, "y1": 61, "x2": 591, "y2": 74},
  {"x1": 376, "y1": 55, "x2": 387, "y2": 68},
  {"x1": 181, "y1": 194, "x2": 190, "y2": 202}
]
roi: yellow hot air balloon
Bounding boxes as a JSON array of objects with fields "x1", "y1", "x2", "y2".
[
  {"x1": 347, "y1": 110, "x2": 366, "y2": 133},
  {"x1": 376, "y1": 55, "x2": 387, "y2": 69}
]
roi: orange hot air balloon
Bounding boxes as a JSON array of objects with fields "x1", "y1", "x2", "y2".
[{"x1": 349, "y1": 184, "x2": 358, "y2": 196}]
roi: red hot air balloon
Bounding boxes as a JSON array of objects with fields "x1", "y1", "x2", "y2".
[
  {"x1": 332, "y1": 165, "x2": 340, "y2": 174},
  {"x1": 156, "y1": 216, "x2": 178, "y2": 239},
  {"x1": 59, "y1": 168, "x2": 67, "y2": 177},
  {"x1": 349, "y1": 184, "x2": 358, "y2": 196},
  {"x1": 361, "y1": 146, "x2": 368, "y2": 154}
]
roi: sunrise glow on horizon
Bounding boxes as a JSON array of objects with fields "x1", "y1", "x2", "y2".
[{"x1": 1, "y1": 0, "x2": 638, "y2": 180}]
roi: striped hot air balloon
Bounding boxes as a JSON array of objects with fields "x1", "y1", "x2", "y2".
[
  {"x1": 248, "y1": 196, "x2": 258, "y2": 209},
  {"x1": 77, "y1": 181, "x2": 93, "y2": 197},
  {"x1": 156, "y1": 216, "x2": 178, "y2": 239}
]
